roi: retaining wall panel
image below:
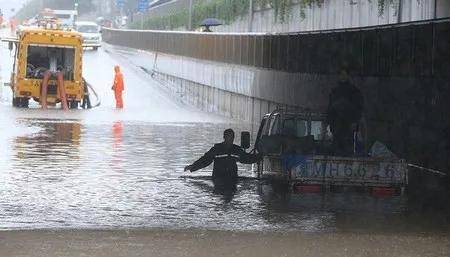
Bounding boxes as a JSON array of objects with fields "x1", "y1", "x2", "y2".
[
  {"x1": 241, "y1": 36, "x2": 250, "y2": 66},
  {"x1": 279, "y1": 36, "x2": 288, "y2": 71},
  {"x1": 413, "y1": 24, "x2": 433, "y2": 77},
  {"x1": 361, "y1": 30, "x2": 378, "y2": 76},
  {"x1": 311, "y1": 34, "x2": 326, "y2": 74},
  {"x1": 286, "y1": 35, "x2": 297, "y2": 73},
  {"x1": 271, "y1": 36, "x2": 279, "y2": 70},
  {"x1": 217, "y1": 35, "x2": 226, "y2": 62},
  {"x1": 233, "y1": 35, "x2": 241, "y2": 65},
  {"x1": 262, "y1": 36, "x2": 271, "y2": 69},
  {"x1": 249, "y1": 36, "x2": 257, "y2": 67},
  {"x1": 378, "y1": 28, "x2": 396, "y2": 76},
  {"x1": 393, "y1": 26, "x2": 414, "y2": 77},
  {"x1": 255, "y1": 36, "x2": 264, "y2": 68},
  {"x1": 434, "y1": 22, "x2": 450, "y2": 77}
]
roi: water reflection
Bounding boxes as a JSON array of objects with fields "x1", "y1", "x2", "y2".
[
  {"x1": 112, "y1": 121, "x2": 123, "y2": 149},
  {"x1": 111, "y1": 121, "x2": 124, "y2": 172},
  {"x1": 13, "y1": 120, "x2": 81, "y2": 165}
]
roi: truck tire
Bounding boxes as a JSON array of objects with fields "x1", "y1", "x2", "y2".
[
  {"x1": 13, "y1": 97, "x2": 29, "y2": 108},
  {"x1": 69, "y1": 100, "x2": 79, "y2": 109},
  {"x1": 20, "y1": 98, "x2": 29, "y2": 108},
  {"x1": 12, "y1": 97, "x2": 18, "y2": 107}
]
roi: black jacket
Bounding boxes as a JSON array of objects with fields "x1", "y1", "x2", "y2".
[
  {"x1": 190, "y1": 142, "x2": 261, "y2": 181},
  {"x1": 327, "y1": 80, "x2": 364, "y2": 125}
]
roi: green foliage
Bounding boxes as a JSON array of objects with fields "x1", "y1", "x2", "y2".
[
  {"x1": 129, "y1": 0, "x2": 407, "y2": 30},
  {"x1": 130, "y1": 0, "x2": 314, "y2": 29},
  {"x1": 256, "y1": 0, "x2": 403, "y2": 21},
  {"x1": 130, "y1": 0, "x2": 250, "y2": 30},
  {"x1": 254, "y1": 0, "x2": 324, "y2": 22},
  {"x1": 192, "y1": 0, "x2": 250, "y2": 26},
  {"x1": 368, "y1": 0, "x2": 399, "y2": 16}
]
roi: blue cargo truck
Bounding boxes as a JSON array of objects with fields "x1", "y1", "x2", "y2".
[{"x1": 249, "y1": 108, "x2": 408, "y2": 194}]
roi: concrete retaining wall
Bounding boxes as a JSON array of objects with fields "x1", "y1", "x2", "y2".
[
  {"x1": 120, "y1": 49, "x2": 292, "y2": 123},
  {"x1": 103, "y1": 18, "x2": 450, "y2": 177},
  {"x1": 103, "y1": 19, "x2": 450, "y2": 78},
  {"x1": 152, "y1": 71, "x2": 275, "y2": 123}
]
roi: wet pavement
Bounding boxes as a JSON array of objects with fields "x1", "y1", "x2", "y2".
[{"x1": 0, "y1": 32, "x2": 449, "y2": 235}]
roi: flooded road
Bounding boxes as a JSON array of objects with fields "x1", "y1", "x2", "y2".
[{"x1": 0, "y1": 34, "x2": 449, "y2": 235}]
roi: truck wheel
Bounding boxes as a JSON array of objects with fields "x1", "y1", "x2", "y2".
[
  {"x1": 20, "y1": 98, "x2": 29, "y2": 108},
  {"x1": 13, "y1": 97, "x2": 28, "y2": 108},
  {"x1": 12, "y1": 97, "x2": 19, "y2": 107},
  {"x1": 69, "y1": 100, "x2": 79, "y2": 109}
]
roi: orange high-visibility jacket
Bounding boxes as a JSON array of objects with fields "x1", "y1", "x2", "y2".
[{"x1": 113, "y1": 66, "x2": 124, "y2": 92}]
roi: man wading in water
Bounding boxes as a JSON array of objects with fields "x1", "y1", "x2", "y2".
[{"x1": 184, "y1": 129, "x2": 261, "y2": 190}]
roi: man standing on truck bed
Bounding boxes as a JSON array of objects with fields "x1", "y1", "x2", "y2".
[
  {"x1": 184, "y1": 129, "x2": 261, "y2": 187},
  {"x1": 327, "y1": 67, "x2": 364, "y2": 156}
]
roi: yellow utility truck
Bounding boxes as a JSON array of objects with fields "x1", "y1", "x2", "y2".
[{"x1": 3, "y1": 18, "x2": 84, "y2": 109}]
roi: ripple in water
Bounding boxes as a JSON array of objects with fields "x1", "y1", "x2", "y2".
[{"x1": 0, "y1": 119, "x2": 448, "y2": 233}]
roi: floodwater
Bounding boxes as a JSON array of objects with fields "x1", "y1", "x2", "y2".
[{"x1": 0, "y1": 33, "x2": 449, "y2": 235}]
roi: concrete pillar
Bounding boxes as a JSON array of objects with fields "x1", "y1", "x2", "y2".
[
  {"x1": 398, "y1": 0, "x2": 403, "y2": 23},
  {"x1": 248, "y1": 0, "x2": 254, "y2": 32},
  {"x1": 188, "y1": 0, "x2": 193, "y2": 30},
  {"x1": 434, "y1": 0, "x2": 437, "y2": 19}
]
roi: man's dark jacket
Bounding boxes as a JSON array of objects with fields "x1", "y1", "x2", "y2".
[
  {"x1": 190, "y1": 142, "x2": 261, "y2": 182},
  {"x1": 327, "y1": 80, "x2": 364, "y2": 125}
]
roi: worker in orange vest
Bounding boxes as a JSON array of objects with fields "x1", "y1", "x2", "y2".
[{"x1": 111, "y1": 65, "x2": 124, "y2": 108}]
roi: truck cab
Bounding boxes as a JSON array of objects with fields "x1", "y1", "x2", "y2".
[
  {"x1": 253, "y1": 109, "x2": 332, "y2": 178},
  {"x1": 255, "y1": 109, "x2": 334, "y2": 157}
]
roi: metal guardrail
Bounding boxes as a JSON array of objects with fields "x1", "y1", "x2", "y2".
[{"x1": 102, "y1": 18, "x2": 450, "y2": 78}]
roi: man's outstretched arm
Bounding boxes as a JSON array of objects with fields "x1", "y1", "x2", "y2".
[{"x1": 185, "y1": 146, "x2": 216, "y2": 172}]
